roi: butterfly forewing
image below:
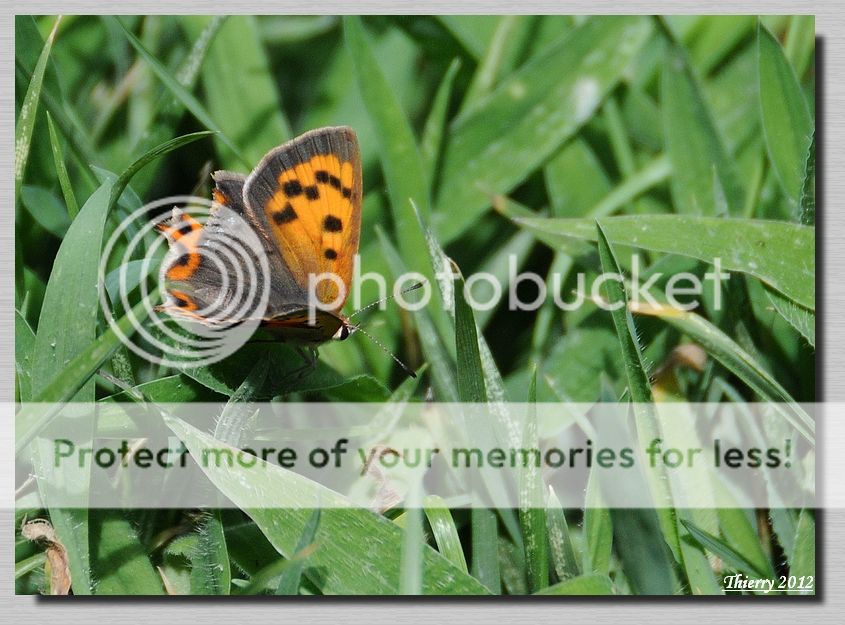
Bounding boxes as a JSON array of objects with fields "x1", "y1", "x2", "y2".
[{"x1": 243, "y1": 126, "x2": 362, "y2": 313}]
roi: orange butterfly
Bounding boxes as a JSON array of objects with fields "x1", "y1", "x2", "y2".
[{"x1": 158, "y1": 127, "x2": 363, "y2": 364}]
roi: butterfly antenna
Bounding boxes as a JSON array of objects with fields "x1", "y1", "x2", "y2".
[
  {"x1": 348, "y1": 323, "x2": 417, "y2": 379},
  {"x1": 348, "y1": 282, "x2": 425, "y2": 319}
]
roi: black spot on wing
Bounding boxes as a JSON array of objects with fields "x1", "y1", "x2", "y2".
[
  {"x1": 273, "y1": 203, "x2": 298, "y2": 224},
  {"x1": 324, "y1": 248, "x2": 337, "y2": 260},
  {"x1": 323, "y1": 215, "x2": 343, "y2": 232},
  {"x1": 283, "y1": 180, "x2": 303, "y2": 197}
]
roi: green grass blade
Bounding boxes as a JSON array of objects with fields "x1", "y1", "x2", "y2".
[
  {"x1": 519, "y1": 369, "x2": 549, "y2": 592},
  {"x1": 346, "y1": 17, "x2": 456, "y2": 361},
  {"x1": 114, "y1": 17, "x2": 249, "y2": 168},
  {"x1": 435, "y1": 16, "x2": 652, "y2": 242},
  {"x1": 596, "y1": 223, "x2": 681, "y2": 588},
  {"x1": 766, "y1": 285, "x2": 814, "y2": 346},
  {"x1": 345, "y1": 17, "x2": 430, "y2": 232},
  {"x1": 17, "y1": 298, "x2": 149, "y2": 453},
  {"x1": 30, "y1": 181, "x2": 110, "y2": 402},
  {"x1": 15, "y1": 16, "x2": 61, "y2": 200},
  {"x1": 421, "y1": 57, "x2": 461, "y2": 182},
  {"x1": 15, "y1": 552, "x2": 47, "y2": 580},
  {"x1": 717, "y1": 507, "x2": 774, "y2": 583},
  {"x1": 662, "y1": 42, "x2": 743, "y2": 215},
  {"x1": 90, "y1": 511, "x2": 163, "y2": 594},
  {"x1": 423, "y1": 496, "x2": 468, "y2": 574},
  {"x1": 534, "y1": 573, "x2": 614, "y2": 595},
  {"x1": 375, "y1": 228, "x2": 458, "y2": 401},
  {"x1": 545, "y1": 486, "x2": 579, "y2": 581},
  {"x1": 164, "y1": 415, "x2": 490, "y2": 595},
  {"x1": 595, "y1": 222, "x2": 655, "y2": 404},
  {"x1": 784, "y1": 16, "x2": 815, "y2": 78},
  {"x1": 45, "y1": 111, "x2": 78, "y2": 219},
  {"x1": 459, "y1": 16, "x2": 531, "y2": 113},
  {"x1": 182, "y1": 16, "x2": 293, "y2": 169},
  {"x1": 20, "y1": 185, "x2": 69, "y2": 238},
  {"x1": 583, "y1": 463, "x2": 612, "y2": 575},
  {"x1": 15, "y1": 310, "x2": 36, "y2": 402},
  {"x1": 629, "y1": 301, "x2": 814, "y2": 442},
  {"x1": 680, "y1": 519, "x2": 774, "y2": 580},
  {"x1": 112, "y1": 133, "x2": 215, "y2": 210},
  {"x1": 399, "y1": 484, "x2": 425, "y2": 595},
  {"x1": 789, "y1": 509, "x2": 815, "y2": 589},
  {"x1": 758, "y1": 21, "x2": 814, "y2": 204},
  {"x1": 275, "y1": 508, "x2": 321, "y2": 594},
  {"x1": 455, "y1": 272, "x2": 487, "y2": 405},
  {"x1": 454, "y1": 270, "x2": 500, "y2": 593},
  {"x1": 515, "y1": 214, "x2": 814, "y2": 310},
  {"x1": 799, "y1": 132, "x2": 815, "y2": 226}
]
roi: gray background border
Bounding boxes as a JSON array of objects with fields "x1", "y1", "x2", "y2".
[{"x1": 3, "y1": 2, "x2": 843, "y2": 620}]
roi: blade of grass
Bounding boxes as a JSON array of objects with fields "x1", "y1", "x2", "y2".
[
  {"x1": 583, "y1": 459, "x2": 612, "y2": 575},
  {"x1": 15, "y1": 16, "x2": 61, "y2": 201},
  {"x1": 717, "y1": 506, "x2": 774, "y2": 583},
  {"x1": 681, "y1": 519, "x2": 774, "y2": 580},
  {"x1": 459, "y1": 16, "x2": 530, "y2": 114},
  {"x1": 164, "y1": 415, "x2": 489, "y2": 594},
  {"x1": 545, "y1": 486, "x2": 579, "y2": 581},
  {"x1": 345, "y1": 17, "x2": 455, "y2": 356},
  {"x1": 789, "y1": 509, "x2": 815, "y2": 588},
  {"x1": 435, "y1": 16, "x2": 652, "y2": 242},
  {"x1": 423, "y1": 496, "x2": 468, "y2": 574},
  {"x1": 399, "y1": 481, "x2": 425, "y2": 595},
  {"x1": 784, "y1": 16, "x2": 815, "y2": 79},
  {"x1": 629, "y1": 301, "x2": 814, "y2": 442},
  {"x1": 375, "y1": 228, "x2": 458, "y2": 401},
  {"x1": 533, "y1": 573, "x2": 614, "y2": 595},
  {"x1": 45, "y1": 111, "x2": 78, "y2": 219},
  {"x1": 662, "y1": 42, "x2": 743, "y2": 215},
  {"x1": 113, "y1": 17, "x2": 249, "y2": 168},
  {"x1": 128, "y1": 16, "x2": 224, "y2": 194},
  {"x1": 420, "y1": 57, "x2": 461, "y2": 183},
  {"x1": 182, "y1": 16, "x2": 292, "y2": 169},
  {"x1": 90, "y1": 511, "x2": 164, "y2": 594},
  {"x1": 455, "y1": 268, "x2": 500, "y2": 593},
  {"x1": 596, "y1": 223, "x2": 681, "y2": 590},
  {"x1": 519, "y1": 370, "x2": 548, "y2": 592},
  {"x1": 20, "y1": 185, "x2": 69, "y2": 238},
  {"x1": 514, "y1": 214, "x2": 814, "y2": 310},
  {"x1": 799, "y1": 132, "x2": 815, "y2": 226},
  {"x1": 758, "y1": 21, "x2": 814, "y2": 204},
  {"x1": 15, "y1": 310, "x2": 36, "y2": 402},
  {"x1": 766, "y1": 285, "x2": 814, "y2": 347},
  {"x1": 275, "y1": 508, "x2": 321, "y2": 595}
]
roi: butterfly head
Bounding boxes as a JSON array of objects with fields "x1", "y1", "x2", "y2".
[{"x1": 332, "y1": 322, "x2": 356, "y2": 341}]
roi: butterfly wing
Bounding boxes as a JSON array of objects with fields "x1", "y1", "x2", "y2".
[
  {"x1": 242, "y1": 126, "x2": 362, "y2": 314},
  {"x1": 159, "y1": 173, "x2": 310, "y2": 323}
]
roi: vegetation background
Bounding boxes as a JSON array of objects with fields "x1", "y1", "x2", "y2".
[{"x1": 15, "y1": 15, "x2": 815, "y2": 595}]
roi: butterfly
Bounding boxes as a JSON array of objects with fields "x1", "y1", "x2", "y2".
[{"x1": 157, "y1": 126, "x2": 365, "y2": 370}]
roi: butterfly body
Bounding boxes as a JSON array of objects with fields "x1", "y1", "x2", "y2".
[{"x1": 159, "y1": 127, "x2": 362, "y2": 349}]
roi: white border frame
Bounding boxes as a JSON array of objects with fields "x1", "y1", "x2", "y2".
[{"x1": 4, "y1": 2, "x2": 844, "y2": 620}]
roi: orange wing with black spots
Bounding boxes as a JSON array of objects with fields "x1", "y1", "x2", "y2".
[{"x1": 243, "y1": 126, "x2": 362, "y2": 313}]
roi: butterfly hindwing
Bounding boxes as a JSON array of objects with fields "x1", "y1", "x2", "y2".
[
  {"x1": 160, "y1": 174, "x2": 310, "y2": 323},
  {"x1": 243, "y1": 126, "x2": 362, "y2": 313}
]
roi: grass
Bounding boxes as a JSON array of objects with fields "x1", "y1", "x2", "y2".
[{"x1": 15, "y1": 15, "x2": 815, "y2": 595}]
